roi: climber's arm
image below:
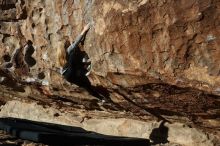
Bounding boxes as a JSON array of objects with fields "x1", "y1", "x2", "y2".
[{"x1": 67, "y1": 24, "x2": 90, "y2": 54}]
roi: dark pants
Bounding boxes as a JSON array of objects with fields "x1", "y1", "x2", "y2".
[
  {"x1": 63, "y1": 67, "x2": 103, "y2": 100},
  {"x1": 63, "y1": 67, "x2": 91, "y2": 87}
]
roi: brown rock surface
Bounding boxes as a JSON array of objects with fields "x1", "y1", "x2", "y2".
[
  {"x1": 0, "y1": 0, "x2": 220, "y2": 145},
  {"x1": 0, "y1": 0, "x2": 220, "y2": 89}
]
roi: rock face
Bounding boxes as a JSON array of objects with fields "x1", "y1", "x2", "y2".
[
  {"x1": 0, "y1": 0, "x2": 220, "y2": 90},
  {"x1": 0, "y1": 0, "x2": 220, "y2": 145}
]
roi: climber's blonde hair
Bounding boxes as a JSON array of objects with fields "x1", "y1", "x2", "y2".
[{"x1": 56, "y1": 42, "x2": 67, "y2": 67}]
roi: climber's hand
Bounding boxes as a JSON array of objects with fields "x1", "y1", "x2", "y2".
[{"x1": 81, "y1": 23, "x2": 90, "y2": 35}]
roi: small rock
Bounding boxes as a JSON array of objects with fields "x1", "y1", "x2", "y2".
[
  {"x1": 0, "y1": 77, "x2": 6, "y2": 83},
  {"x1": 206, "y1": 35, "x2": 216, "y2": 42},
  {"x1": 54, "y1": 113, "x2": 60, "y2": 117},
  {"x1": 152, "y1": 91, "x2": 160, "y2": 98},
  {"x1": 42, "y1": 79, "x2": 49, "y2": 86},
  {"x1": 195, "y1": 35, "x2": 204, "y2": 44}
]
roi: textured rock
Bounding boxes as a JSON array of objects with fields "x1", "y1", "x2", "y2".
[
  {"x1": 0, "y1": 0, "x2": 219, "y2": 91},
  {"x1": 0, "y1": 100, "x2": 218, "y2": 146},
  {"x1": 0, "y1": 0, "x2": 220, "y2": 145}
]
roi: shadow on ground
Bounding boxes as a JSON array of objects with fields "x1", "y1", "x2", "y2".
[
  {"x1": 0, "y1": 117, "x2": 150, "y2": 146},
  {"x1": 149, "y1": 121, "x2": 169, "y2": 145}
]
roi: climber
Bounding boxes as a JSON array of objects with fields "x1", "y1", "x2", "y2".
[
  {"x1": 57, "y1": 23, "x2": 103, "y2": 99},
  {"x1": 57, "y1": 23, "x2": 91, "y2": 82}
]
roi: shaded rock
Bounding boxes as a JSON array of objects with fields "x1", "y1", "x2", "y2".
[
  {"x1": 0, "y1": 100, "x2": 218, "y2": 146},
  {"x1": 0, "y1": 0, "x2": 220, "y2": 146}
]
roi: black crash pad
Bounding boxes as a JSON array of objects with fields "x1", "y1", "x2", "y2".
[{"x1": 0, "y1": 117, "x2": 149, "y2": 146}]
